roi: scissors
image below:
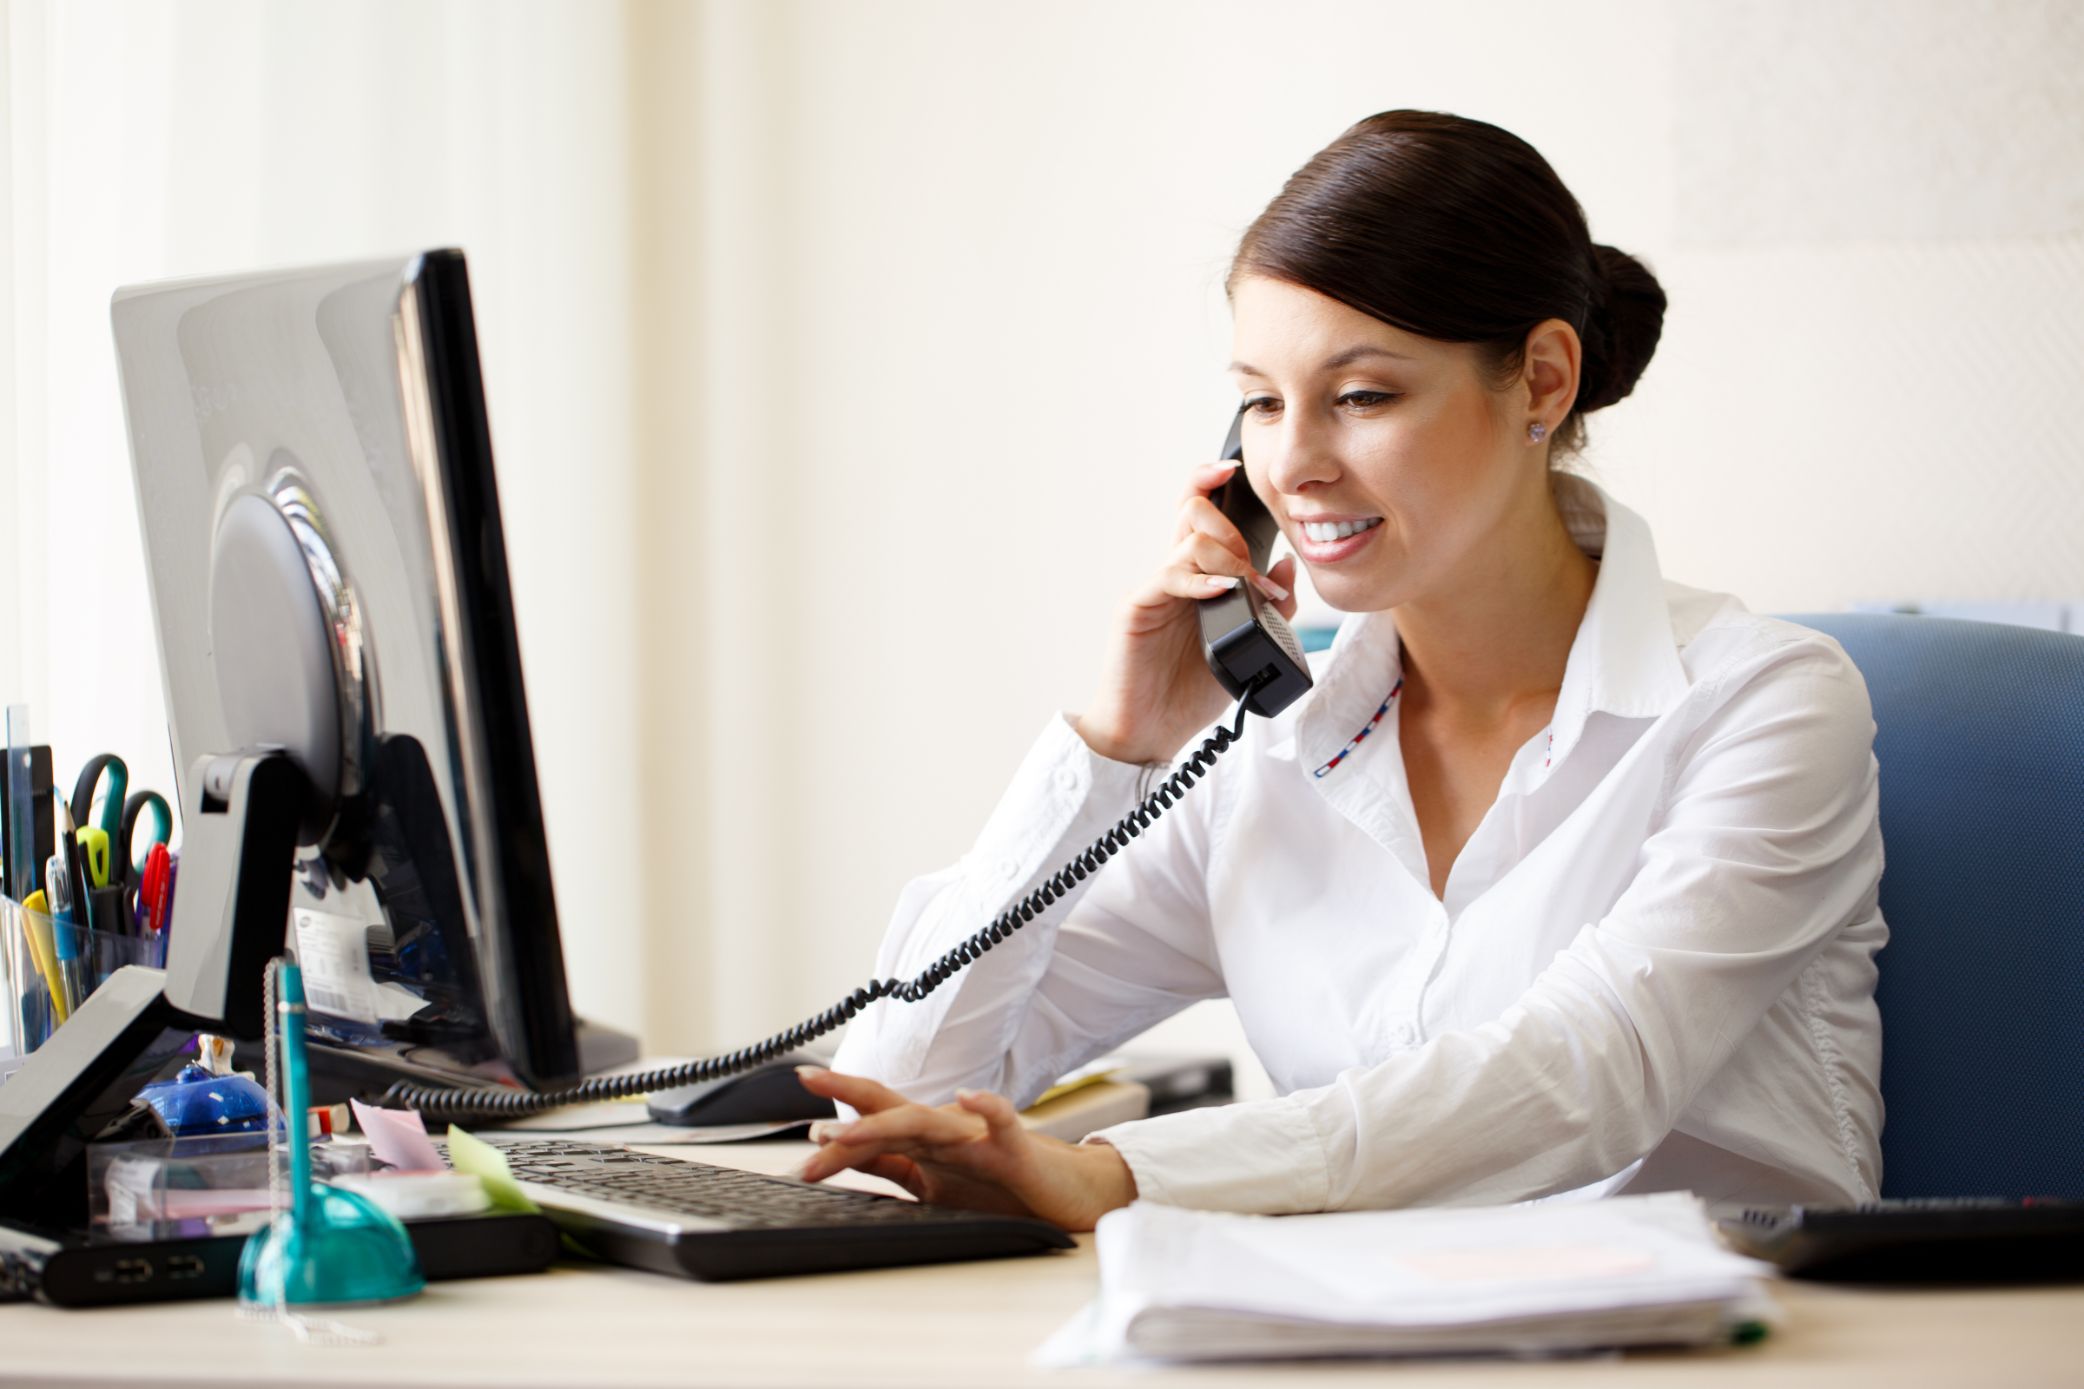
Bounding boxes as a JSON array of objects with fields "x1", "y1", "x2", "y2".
[
  {"x1": 69, "y1": 753, "x2": 128, "y2": 842},
  {"x1": 116, "y1": 789, "x2": 174, "y2": 885},
  {"x1": 116, "y1": 790, "x2": 175, "y2": 936},
  {"x1": 67, "y1": 757, "x2": 172, "y2": 877},
  {"x1": 71, "y1": 755, "x2": 174, "y2": 926}
]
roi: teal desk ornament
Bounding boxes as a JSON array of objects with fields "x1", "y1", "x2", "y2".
[{"x1": 238, "y1": 958, "x2": 423, "y2": 1330}]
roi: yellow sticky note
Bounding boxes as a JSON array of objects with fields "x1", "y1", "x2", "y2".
[
  {"x1": 1031, "y1": 1062, "x2": 1122, "y2": 1108},
  {"x1": 444, "y1": 1125, "x2": 540, "y2": 1214}
]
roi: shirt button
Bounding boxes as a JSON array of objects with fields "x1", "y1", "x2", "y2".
[
  {"x1": 1390, "y1": 1023, "x2": 1417, "y2": 1046},
  {"x1": 1054, "y1": 767, "x2": 1080, "y2": 792},
  {"x1": 997, "y1": 857, "x2": 1020, "y2": 881}
]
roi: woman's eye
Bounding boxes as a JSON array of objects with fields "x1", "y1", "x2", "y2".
[{"x1": 1241, "y1": 391, "x2": 1393, "y2": 415}]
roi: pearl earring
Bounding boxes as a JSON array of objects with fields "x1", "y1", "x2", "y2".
[{"x1": 1527, "y1": 422, "x2": 1548, "y2": 443}]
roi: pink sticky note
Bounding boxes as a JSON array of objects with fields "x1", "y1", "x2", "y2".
[{"x1": 350, "y1": 1099, "x2": 445, "y2": 1173}]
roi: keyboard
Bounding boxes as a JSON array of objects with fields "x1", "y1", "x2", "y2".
[
  {"x1": 438, "y1": 1136, "x2": 1074, "y2": 1281},
  {"x1": 1720, "y1": 1197, "x2": 2084, "y2": 1280}
]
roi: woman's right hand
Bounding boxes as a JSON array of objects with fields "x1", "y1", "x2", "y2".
[{"x1": 1076, "y1": 460, "x2": 1299, "y2": 767}]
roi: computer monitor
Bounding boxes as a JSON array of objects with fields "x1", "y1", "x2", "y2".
[{"x1": 111, "y1": 250, "x2": 601, "y2": 1096}]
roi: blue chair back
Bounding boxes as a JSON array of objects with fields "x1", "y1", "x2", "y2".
[{"x1": 1786, "y1": 613, "x2": 2084, "y2": 1198}]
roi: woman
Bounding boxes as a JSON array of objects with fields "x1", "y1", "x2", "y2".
[{"x1": 798, "y1": 110, "x2": 1886, "y2": 1229}]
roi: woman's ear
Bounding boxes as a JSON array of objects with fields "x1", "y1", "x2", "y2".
[{"x1": 1522, "y1": 318, "x2": 1582, "y2": 424}]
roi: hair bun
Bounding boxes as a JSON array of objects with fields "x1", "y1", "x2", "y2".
[{"x1": 1578, "y1": 243, "x2": 1667, "y2": 414}]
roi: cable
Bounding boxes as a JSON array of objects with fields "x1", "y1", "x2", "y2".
[{"x1": 382, "y1": 687, "x2": 1263, "y2": 1119}]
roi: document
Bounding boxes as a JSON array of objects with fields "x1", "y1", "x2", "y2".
[{"x1": 1036, "y1": 1193, "x2": 1776, "y2": 1365}]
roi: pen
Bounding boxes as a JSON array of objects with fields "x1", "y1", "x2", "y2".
[
  {"x1": 151, "y1": 853, "x2": 175, "y2": 974},
  {"x1": 56, "y1": 796, "x2": 94, "y2": 940},
  {"x1": 50, "y1": 791, "x2": 98, "y2": 1000},
  {"x1": 71, "y1": 850, "x2": 91, "y2": 946},
  {"x1": 149, "y1": 852, "x2": 176, "y2": 968},
  {"x1": 43, "y1": 854, "x2": 83, "y2": 1017}
]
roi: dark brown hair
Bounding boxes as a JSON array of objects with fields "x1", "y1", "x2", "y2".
[{"x1": 1231, "y1": 110, "x2": 1665, "y2": 460}]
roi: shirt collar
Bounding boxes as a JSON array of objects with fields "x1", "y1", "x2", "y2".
[
  {"x1": 1544, "y1": 473, "x2": 1689, "y2": 767},
  {"x1": 1296, "y1": 474, "x2": 1688, "y2": 777}
]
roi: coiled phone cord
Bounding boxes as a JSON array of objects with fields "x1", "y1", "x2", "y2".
[{"x1": 382, "y1": 685, "x2": 1264, "y2": 1120}]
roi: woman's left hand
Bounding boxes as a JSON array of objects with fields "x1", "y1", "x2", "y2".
[{"x1": 793, "y1": 1067, "x2": 1137, "y2": 1232}]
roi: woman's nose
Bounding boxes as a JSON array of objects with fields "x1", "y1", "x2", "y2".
[{"x1": 1262, "y1": 416, "x2": 1341, "y2": 496}]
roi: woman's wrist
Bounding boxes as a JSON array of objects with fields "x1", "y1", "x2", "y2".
[
  {"x1": 1073, "y1": 712, "x2": 1163, "y2": 768},
  {"x1": 1072, "y1": 1138, "x2": 1139, "y2": 1225}
]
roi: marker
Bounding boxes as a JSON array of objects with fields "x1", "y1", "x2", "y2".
[
  {"x1": 77, "y1": 827, "x2": 111, "y2": 890},
  {"x1": 140, "y1": 843, "x2": 173, "y2": 937}
]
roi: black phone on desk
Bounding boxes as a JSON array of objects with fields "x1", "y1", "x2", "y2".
[{"x1": 1197, "y1": 410, "x2": 1312, "y2": 719}]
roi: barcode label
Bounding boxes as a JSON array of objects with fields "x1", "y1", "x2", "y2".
[{"x1": 291, "y1": 909, "x2": 381, "y2": 1024}]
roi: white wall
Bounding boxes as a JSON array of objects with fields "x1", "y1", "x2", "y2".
[
  {"x1": 1, "y1": 0, "x2": 643, "y2": 1030},
  {"x1": 8, "y1": 1, "x2": 2078, "y2": 1083},
  {"x1": 627, "y1": 0, "x2": 2084, "y2": 1084}
]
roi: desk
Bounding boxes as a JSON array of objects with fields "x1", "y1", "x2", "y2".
[{"x1": 2, "y1": 1141, "x2": 2079, "y2": 1389}]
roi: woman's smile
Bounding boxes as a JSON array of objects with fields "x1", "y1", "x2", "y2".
[{"x1": 1289, "y1": 512, "x2": 1384, "y2": 563}]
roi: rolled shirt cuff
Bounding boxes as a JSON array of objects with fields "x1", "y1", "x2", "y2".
[{"x1": 1085, "y1": 1094, "x2": 1334, "y2": 1215}]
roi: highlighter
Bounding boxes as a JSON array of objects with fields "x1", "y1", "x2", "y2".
[{"x1": 18, "y1": 889, "x2": 65, "y2": 1025}]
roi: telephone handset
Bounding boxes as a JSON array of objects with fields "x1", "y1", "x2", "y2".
[
  {"x1": 1196, "y1": 410, "x2": 1314, "y2": 719},
  {"x1": 383, "y1": 413, "x2": 1310, "y2": 1120}
]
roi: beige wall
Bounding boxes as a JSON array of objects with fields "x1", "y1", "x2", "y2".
[{"x1": 626, "y1": 0, "x2": 2084, "y2": 1074}]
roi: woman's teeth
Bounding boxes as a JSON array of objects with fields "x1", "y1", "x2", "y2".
[{"x1": 1300, "y1": 517, "x2": 1383, "y2": 544}]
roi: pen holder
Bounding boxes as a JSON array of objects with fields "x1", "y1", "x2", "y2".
[{"x1": 0, "y1": 893, "x2": 167, "y2": 1065}]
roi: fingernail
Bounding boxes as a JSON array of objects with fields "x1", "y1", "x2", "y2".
[
  {"x1": 808, "y1": 1121, "x2": 839, "y2": 1144},
  {"x1": 1252, "y1": 573, "x2": 1290, "y2": 602},
  {"x1": 794, "y1": 1064, "x2": 826, "y2": 1079},
  {"x1": 1208, "y1": 457, "x2": 1239, "y2": 471},
  {"x1": 1202, "y1": 575, "x2": 1240, "y2": 591},
  {"x1": 954, "y1": 1088, "x2": 979, "y2": 1101}
]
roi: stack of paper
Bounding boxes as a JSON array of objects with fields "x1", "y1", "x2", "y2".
[{"x1": 1038, "y1": 1193, "x2": 1776, "y2": 1365}]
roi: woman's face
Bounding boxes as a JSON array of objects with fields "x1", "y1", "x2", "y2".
[{"x1": 1228, "y1": 275, "x2": 1540, "y2": 614}]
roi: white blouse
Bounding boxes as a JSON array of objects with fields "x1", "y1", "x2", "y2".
[{"x1": 832, "y1": 475, "x2": 1887, "y2": 1215}]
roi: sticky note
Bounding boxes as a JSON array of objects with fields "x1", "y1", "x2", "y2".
[
  {"x1": 444, "y1": 1126, "x2": 539, "y2": 1214},
  {"x1": 350, "y1": 1099, "x2": 444, "y2": 1173}
]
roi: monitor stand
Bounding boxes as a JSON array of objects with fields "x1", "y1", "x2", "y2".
[
  {"x1": 577, "y1": 1016, "x2": 641, "y2": 1073},
  {"x1": 290, "y1": 1015, "x2": 639, "y2": 1109}
]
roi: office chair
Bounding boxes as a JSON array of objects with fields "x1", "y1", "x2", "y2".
[{"x1": 1784, "y1": 612, "x2": 2084, "y2": 1199}]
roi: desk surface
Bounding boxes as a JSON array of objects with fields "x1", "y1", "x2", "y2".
[{"x1": 3, "y1": 1141, "x2": 2080, "y2": 1389}]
